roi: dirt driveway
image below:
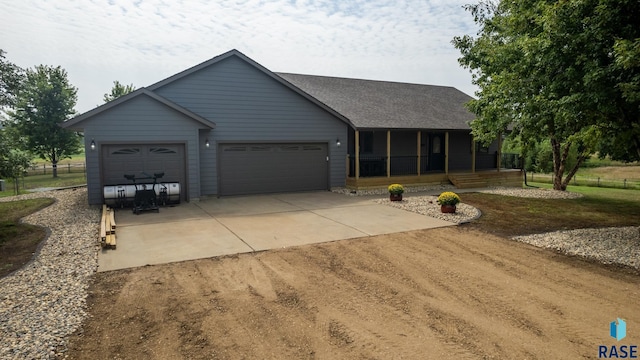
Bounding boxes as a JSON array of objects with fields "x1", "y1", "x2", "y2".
[{"x1": 65, "y1": 227, "x2": 639, "y2": 359}]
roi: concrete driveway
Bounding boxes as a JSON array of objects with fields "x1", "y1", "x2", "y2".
[{"x1": 98, "y1": 191, "x2": 455, "y2": 271}]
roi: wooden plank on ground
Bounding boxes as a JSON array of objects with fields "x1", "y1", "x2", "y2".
[
  {"x1": 109, "y1": 209, "x2": 116, "y2": 231},
  {"x1": 99, "y1": 205, "x2": 107, "y2": 245},
  {"x1": 109, "y1": 233, "x2": 116, "y2": 249}
]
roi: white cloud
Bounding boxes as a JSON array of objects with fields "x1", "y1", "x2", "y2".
[{"x1": 0, "y1": 0, "x2": 479, "y2": 112}]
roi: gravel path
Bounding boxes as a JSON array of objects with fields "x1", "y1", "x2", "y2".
[{"x1": 0, "y1": 188, "x2": 99, "y2": 360}]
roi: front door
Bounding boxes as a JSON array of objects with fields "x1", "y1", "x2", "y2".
[{"x1": 429, "y1": 134, "x2": 445, "y2": 171}]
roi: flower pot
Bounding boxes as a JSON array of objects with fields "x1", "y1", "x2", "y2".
[
  {"x1": 390, "y1": 193, "x2": 403, "y2": 201},
  {"x1": 440, "y1": 204, "x2": 456, "y2": 213}
]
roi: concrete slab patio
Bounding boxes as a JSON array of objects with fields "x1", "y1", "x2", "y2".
[{"x1": 98, "y1": 191, "x2": 455, "y2": 272}]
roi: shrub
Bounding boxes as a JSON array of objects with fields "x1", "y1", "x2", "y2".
[
  {"x1": 437, "y1": 191, "x2": 461, "y2": 206},
  {"x1": 388, "y1": 184, "x2": 404, "y2": 195}
]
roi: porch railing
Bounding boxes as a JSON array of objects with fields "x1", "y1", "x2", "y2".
[
  {"x1": 390, "y1": 156, "x2": 418, "y2": 176},
  {"x1": 501, "y1": 153, "x2": 522, "y2": 169}
]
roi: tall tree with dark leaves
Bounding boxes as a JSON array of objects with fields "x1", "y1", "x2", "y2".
[
  {"x1": 0, "y1": 49, "x2": 24, "y2": 109},
  {"x1": 453, "y1": 0, "x2": 640, "y2": 190},
  {"x1": 9, "y1": 65, "x2": 81, "y2": 178},
  {"x1": 103, "y1": 80, "x2": 135, "y2": 103}
]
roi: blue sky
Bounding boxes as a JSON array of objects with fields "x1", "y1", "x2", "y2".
[{"x1": 1, "y1": 0, "x2": 479, "y2": 113}]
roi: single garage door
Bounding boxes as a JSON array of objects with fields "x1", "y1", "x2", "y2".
[
  {"x1": 102, "y1": 144, "x2": 186, "y2": 201},
  {"x1": 219, "y1": 143, "x2": 328, "y2": 196}
]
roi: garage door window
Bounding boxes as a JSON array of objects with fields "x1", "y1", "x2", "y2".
[
  {"x1": 149, "y1": 147, "x2": 177, "y2": 154},
  {"x1": 112, "y1": 148, "x2": 141, "y2": 155}
]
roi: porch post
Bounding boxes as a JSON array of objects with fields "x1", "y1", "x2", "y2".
[
  {"x1": 445, "y1": 131, "x2": 449, "y2": 174},
  {"x1": 471, "y1": 137, "x2": 476, "y2": 173},
  {"x1": 497, "y1": 132, "x2": 502, "y2": 172},
  {"x1": 355, "y1": 130, "x2": 360, "y2": 179},
  {"x1": 417, "y1": 131, "x2": 421, "y2": 176},
  {"x1": 386, "y1": 130, "x2": 391, "y2": 178}
]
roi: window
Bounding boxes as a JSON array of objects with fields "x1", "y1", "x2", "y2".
[
  {"x1": 149, "y1": 147, "x2": 177, "y2": 154},
  {"x1": 111, "y1": 148, "x2": 140, "y2": 155},
  {"x1": 432, "y1": 136, "x2": 441, "y2": 154}
]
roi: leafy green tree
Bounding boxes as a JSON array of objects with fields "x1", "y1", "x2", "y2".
[
  {"x1": 0, "y1": 49, "x2": 24, "y2": 108},
  {"x1": 103, "y1": 80, "x2": 135, "y2": 103},
  {"x1": 8, "y1": 65, "x2": 81, "y2": 178},
  {"x1": 0, "y1": 148, "x2": 31, "y2": 194},
  {"x1": 453, "y1": 0, "x2": 640, "y2": 190},
  {"x1": 598, "y1": 37, "x2": 640, "y2": 162}
]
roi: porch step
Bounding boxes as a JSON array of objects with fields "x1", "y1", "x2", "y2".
[{"x1": 447, "y1": 173, "x2": 488, "y2": 189}]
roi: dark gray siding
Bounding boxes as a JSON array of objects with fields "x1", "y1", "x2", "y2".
[
  {"x1": 80, "y1": 95, "x2": 206, "y2": 204},
  {"x1": 153, "y1": 56, "x2": 348, "y2": 195},
  {"x1": 448, "y1": 131, "x2": 473, "y2": 171},
  {"x1": 391, "y1": 131, "x2": 417, "y2": 156},
  {"x1": 476, "y1": 138, "x2": 500, "y2": 170}
]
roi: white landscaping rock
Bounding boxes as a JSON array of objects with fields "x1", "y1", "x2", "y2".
[{"x1": 0, "y1": 188, "x2": 99, "y2": 360}]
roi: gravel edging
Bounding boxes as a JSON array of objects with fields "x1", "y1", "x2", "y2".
[
  {"x1": 513, "y1": 227, "x2": 640, "y2": 270},
  {"x1": 371, "y1": 186, "x2": 638, "y2": 270},
  {"x1": 478, "y1": 186, "x2": 584, "y2": 199},
  {"x1": 0, "y1": 188, "x2": 99, "y2": 360},
  {"x1": 374, "y1": 196, "x2": 481, "y2": 224}
]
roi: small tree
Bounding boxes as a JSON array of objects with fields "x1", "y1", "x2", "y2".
[
  {"x1": 0, "y1": 149, "x2": 31, "y2": 194},
  {"x1": 103, "y1": 80, "x2": 135, "y2": 103},
  {"x1": 9, "y1": 65, "x2": 81, "y2": 177}
]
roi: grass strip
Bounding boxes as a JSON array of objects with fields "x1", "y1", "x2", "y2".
[{"x1": 0, "y1": 198, "x2": 55, "y2": 277}]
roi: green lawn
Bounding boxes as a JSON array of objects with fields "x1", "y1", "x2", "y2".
[
  {"x1": 0, "y1": 198, "x2": 55, "y2": 277},
  {"x1": 0, "y1": 173, "x2": 86, "y2": 197},
  {"x1": 529, "y1": 182, "x2": 640, "y2": 202},
  {"x1": 463, "y1": 184, "x2": 640, "y2": 237},
  {"x1": 30, "y1": 153, "x2": 86, "y2": 165},
  {"x1": 527, "y1": 169, "x2": 640, "y2": 190}
]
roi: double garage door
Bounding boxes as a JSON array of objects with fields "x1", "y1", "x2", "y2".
[
  {"x1": 219, "y1": 143, "x2": 328, "y2": 196},
  {"x1": 101, "y1": 144, "x2": 186, "y2": 202}
]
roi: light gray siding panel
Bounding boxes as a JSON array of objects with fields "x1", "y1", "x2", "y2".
[
  {"x1": 155, "y1": 56, "x2": 348, "y2": 195},
  {"x1": 199, "y1": 129, "x2": 216, "y2": 195},
  {"x1": 79, "y1": 95, "x2": 206, "y2": 204}
]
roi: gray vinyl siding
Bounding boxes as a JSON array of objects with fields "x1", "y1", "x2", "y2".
[
  {"x1": 80, "y1": 95, "x2": 206, "y2": 204},
  {"x1": 448, "y1": 131, "x2": 473, "y2": 171},
  {"x1": 390, "y1": 131, "x2": 417, "y2": 156},
  {"x1": 476, "y1": 139, "x2": 500, "y2": 170},
  {"x1": 153, "y1": 56, "x2": 348, "y2": 195}
]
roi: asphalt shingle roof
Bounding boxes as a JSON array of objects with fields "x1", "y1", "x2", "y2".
[{"x1": 277, "y1": 73, "x2": 475, "y2": 130}]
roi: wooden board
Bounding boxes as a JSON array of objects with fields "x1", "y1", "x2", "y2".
[
  {"x1": 99, "y1": 205, "x2": 107, "y2": 244},
  {"x1": 109, "y1": 209, "x2": 116, "y2": 231},
  {"x1": 100, "y1": 205, "x2": 117, "y2": 249}
]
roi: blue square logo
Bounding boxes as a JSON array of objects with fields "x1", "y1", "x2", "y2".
[{"x1": 611, "y1": 318, "x2": 627, "y2": 341}]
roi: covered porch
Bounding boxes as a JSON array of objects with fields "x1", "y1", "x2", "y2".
[{"x1": 345, "y1": 129, "x2": 523, "y2": 189}]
